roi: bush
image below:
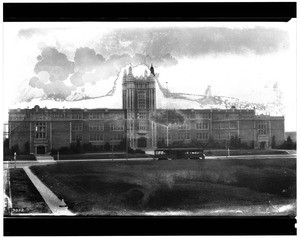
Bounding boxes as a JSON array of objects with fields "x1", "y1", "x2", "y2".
[
  {"x1": 71, "y1": 140, "x2": 82, "y2": 154},
  {"x1": 83, "y1": 143, "x2": 93, "y2": 152},
  {"x1": 135, "y1": 149, "x2": 145, "y2": 154},
  {"x1": 104, "y1": 142, "x2": 111, "y2": 151},
  {"x1": 278, "y1": 136, "x2": 296, "y2": 150},
  {"x1": 24, "y1": 141, "x2": 30, "y2": 155},
  {"x1": 60, "y1": 147, "x2": 71, "y2": 154},
  {"x1": 128, "y1": 147, "x2": 135, "y2": 154}
]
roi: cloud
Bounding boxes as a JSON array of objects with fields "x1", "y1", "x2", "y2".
[
  {"x1": 34, "y1": 47, "x2": 74, "y2": 82},
  {"x1": 18, "y1": 28, "x2": 45, "y2": 39},
  {"x1": 74, "y1": 47, "x2": 105, "y2": 72},
  {"x1": 97, "y1": 27, "x2": 289, "y2": 58},
  {"x1": 43, "y1": 81, "x2": 74, "y2": 100}
]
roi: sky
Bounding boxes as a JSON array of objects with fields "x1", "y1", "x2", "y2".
[{"x1": 2, "y1": 21, "x2": 297, "y2": 131}]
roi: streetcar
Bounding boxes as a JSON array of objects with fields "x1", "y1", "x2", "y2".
[{"x1": 154, "y1": 148, "x2": 205, "y2": 160}]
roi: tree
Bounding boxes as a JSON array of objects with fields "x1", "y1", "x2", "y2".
[
  {"x1": 157, "y1": 138, "x2": 166, "y2": 148},
  {"x1": 24, "y1": 141, "x2": 30, "y2": 155},
  {"x1": 118, "y1": 138, "x2": 127, "y2": 150},
  {"x1": 3, "y1": 139, "x2": 10, "y2": 155},
  {"x1": 104, "y1": 142, "x2": 111, "y2": 151},
  {"x1": 230, "y1": 136, "x2": 235, "y2": 149},
  {"x1": 285, "y1": 136, "x2": 296, "y2": 149},
  {"x1": 271, "y1": 135, "x2": 276, "y2": 149}
]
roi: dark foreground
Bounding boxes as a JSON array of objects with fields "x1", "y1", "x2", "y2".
[{"x1": 30, "y1": 158, "x2": 296, "y2": 215}]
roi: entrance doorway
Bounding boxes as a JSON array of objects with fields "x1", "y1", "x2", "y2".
[
  {"x1": 137, "y1": 137, "x2": 147, "y2": 148},
  {"x1": 259, "y1": 141, "x2": 266, "y2": 150},
  {"x1": 36, "y1": 146, "x2": 46, "y2": 154}
]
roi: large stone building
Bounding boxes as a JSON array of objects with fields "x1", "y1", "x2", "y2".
[{"x1": 8, "y1": 66, "x2": 285, "y2": 154}]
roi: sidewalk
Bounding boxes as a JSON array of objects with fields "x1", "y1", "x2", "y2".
[{"x1": 23, "y1": 167, "x2": 75, "y2": 216}]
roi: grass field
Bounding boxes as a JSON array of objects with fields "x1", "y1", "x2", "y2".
[
  {"x1": 30, "y1": 158, "x2": 296, "y2": 216},
  {"x1": 204, "y1": 149, "x2": 289, "y2": 156},
  {"x1": 8, "y1": 169, "x2": 51, "y2": 214}
]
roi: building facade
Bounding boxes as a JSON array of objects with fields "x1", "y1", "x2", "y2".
[{"x1": 8, "y1": 66, "x2": 285, "y2": 154}]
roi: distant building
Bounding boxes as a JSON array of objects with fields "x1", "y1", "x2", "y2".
[{"x1": 8, "y1": 66, "x2": 285, "y2": 154}]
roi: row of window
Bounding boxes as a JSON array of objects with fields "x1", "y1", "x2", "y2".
[
  {"x1": 137, "y1": 90, "x2": 147, "y2": 109},
  {"x1": 71, "y1": 112, "x2": 124, "y2": 120},
  {"x1": 213, "y1": 132, "x2": 237, "y2": 140},
  {"x1": 72, "y1": 123, "x2": 124, "y2": 131},
  {"x1": 258, "y1": 122, "x2": 267, "y2": 135},
  {"x1": 72, "y1": 133, "x2": 124, "y2": 142},
  {"x1": 158, "y1": 133, "x2": 209, "y2": 140}
]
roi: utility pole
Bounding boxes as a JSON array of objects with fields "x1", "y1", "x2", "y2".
[
  {"x1": 125, "y1": 110, "x2": 128, "y2": 161},
  {"x1": 14, "y1": 152, "x2": 16, "y2": 169},
  {"x1": 166, "y1": 82, "x2": 169, "y2": 147}
]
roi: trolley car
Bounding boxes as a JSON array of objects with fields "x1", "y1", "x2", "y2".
[{"x1": 154, "y1": 148, "x2": 205, "y2": 160}]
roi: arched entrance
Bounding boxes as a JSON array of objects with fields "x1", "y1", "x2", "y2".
[
  {"x1": 137, "y1": 137, "x2": 147, "y2": 148},
  {"x1": 36, "y1": 145, "x2": 46, "y2": 155},
  {"x1": 259, "y1": 141, "x2": 267, "y2": 150}
]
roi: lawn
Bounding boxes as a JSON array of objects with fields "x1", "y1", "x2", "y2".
[
  {"x1": 7, "y1": 169, "x2": 51, "y2": 215},
  {"x1": 204, "y1": 149, "x2": 288, "y2": 156},
  {"x1": 30, "y1": 158, "x2": 296, "y2": 216}
]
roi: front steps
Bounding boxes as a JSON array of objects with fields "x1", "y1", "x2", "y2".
[{"x1": 35, "y1": 155, "x2": 55, "y2": 162}]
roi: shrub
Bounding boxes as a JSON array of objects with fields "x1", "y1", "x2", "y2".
[
  {"x1": 24, "y1": 141, "x2": 30, "y2": 155},
  {"x1": 83, "y1": 143, "x2": 93, "y2": 152},
  {"x1": 128, "y1": 147, "x2": 135, "y2": 154},
  {"x1": 135, "y1": 149, "x2": 145, "y2": 154},
  {"x1": 104, "y1": 142, "x2": 111, "y2": 151},
  {"x1": 278, "y1": 136, "x2": 296, "y2": 150},
  {"x1": 60, "y1": 146, "x2": 71, "y2": 154}
]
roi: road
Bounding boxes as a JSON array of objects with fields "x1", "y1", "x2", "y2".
[{"x1": 3, "y1": 153, "x2": 296, "y2": 169}]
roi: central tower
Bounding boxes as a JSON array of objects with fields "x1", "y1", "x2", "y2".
[{"x1": 122, "y1": 65, "x2": 156, "y2": 149}]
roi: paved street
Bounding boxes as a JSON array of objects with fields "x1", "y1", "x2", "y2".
[{"x1": 3, "y1": 152, "x2": 296, "y2": 169}]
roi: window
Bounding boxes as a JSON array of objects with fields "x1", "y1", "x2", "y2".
[
  {"x1": 213, "y1": 113, "x2": 226, "y2": 119},
  {"x1": 138, "y1": 90, "x2": 146, "y2": 109},
  {"x1": 220, "y1": 122, "x2": 229, "y2": 129},
  {"x1": 110, "y1": 134, "x2": 123, "y2": 141},
  {"x1": 72, "y1": 113, "x2": 83, "y2": 119},
  {"x1": 72, "y1": 134, "x2": 82, "y2": 142},
  {"x1": 230, "y1": 121, "x2": 237, "y2": 129},
  {"x1": 89, "y1": 123, "x2": 104, "y2": 131},
  {"x1": 196, "y1": 133, "x2": 209, "y2": 140},
  {"x1": 220, "y1": 132, "x2": 230, "y2": 140},
  {"x1": 228, "y1": 113, "x2": 238, "y2": 119},
  {"x1": 35, "y1": 122, "x2": 46, "y2": 139},
  {"x1": 138, "y1": 121, "x2": 148, "y2": 131},
  {"x1": 89, "y1": 112, "x2": 104, "y2": 119},
  {"x1": 195, "y1": 113, "x2": 209, "y2": 119},
  {"x1": 159, "y1": 133, "x2": 171, "y2": 140},
  {"x1": 89, "y1": 134, "x2": 104, "y2": 141},
  {"x1": 212, "y1": 123, "x2": 219, "y2": 129},
  {"x1": 178, "y1": 124, "x2": 190, "y2": 130},
  {"x1": 72, "y1": 123, "x2": 83, "y2": 131},
  {"x1": 110, "y1": 123, "x2": 124, "y2": 131},
  {"x1": 196, "y1": 122, "x2": 209, "y2": 130},
  {"x1": 258, "y1": 121, "x2": 267, "y2": 135},
  {"x1": 137, "y1": 112, "x2": 147, "y2": 119},
  {"x1": 52, "y1": 113, "x2": 63, "y2": 118},
  {"x1": 178, "y1": 133, "x2": 190, "y2": 140}
]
